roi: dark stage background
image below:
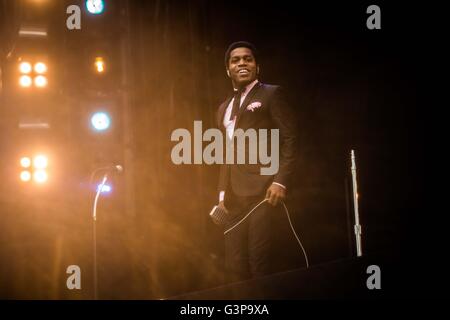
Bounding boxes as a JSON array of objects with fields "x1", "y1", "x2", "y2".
[{"x1": 0, "y1": 1, "x2": 429, "y2": 299}]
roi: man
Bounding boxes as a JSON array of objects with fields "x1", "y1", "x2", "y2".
[{"x1": 215, "y1": 41, "x2": 297, "y2": 282}]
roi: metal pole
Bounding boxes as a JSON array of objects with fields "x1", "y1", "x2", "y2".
[
  {"x1": 344, "y1": 177, "x2": 354, "y2": 258},
  {"x1": 93, "y1": 217, "x2": 98, "y2": 300},
  {"x1": 92, "y1": 174, "x2": 107, "y2": 299},
  {"x1": 351, "y1": 150, "x2": 363, "y2": 257}
]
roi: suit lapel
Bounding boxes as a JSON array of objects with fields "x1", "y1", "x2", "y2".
[
  {"x1": 218, "y1": 95, "x2": 233, "y2": 129},
  {"x1": 235, "y1": 82, "x2": 262, "y2": 127}
]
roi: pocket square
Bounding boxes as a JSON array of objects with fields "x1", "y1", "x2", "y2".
[{"x1": 246, "y1": 102, "x2": 262, "y2": 112}]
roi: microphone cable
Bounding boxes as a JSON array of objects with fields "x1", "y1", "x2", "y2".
[{"x1": 223, "y1": 199, "x2": 309, "y2": 268}]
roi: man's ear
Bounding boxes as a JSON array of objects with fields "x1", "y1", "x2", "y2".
[
  {"x1": 226, "y1": 69, "x2": 230, "y2": 77},
  {"x1": 257, "y1": 65, "x2": 260, "y2": 75}
]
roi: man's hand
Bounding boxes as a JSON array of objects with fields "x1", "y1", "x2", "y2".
[
  {"x1": 211, "y1": 201, "x2": 229, "y2": 225},
  {"x1": 218, "y1": 200, "x2": 228, "y2": 213},
  {"x1": 265, "y1": 184, "x2": 286, "y2": 206}
]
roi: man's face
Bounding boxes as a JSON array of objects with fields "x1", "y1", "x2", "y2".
[{"x1": 227, "y1": 47, "x2": 258, "y2": 89}]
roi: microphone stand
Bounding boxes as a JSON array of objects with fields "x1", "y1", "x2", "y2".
[
  {"x1": 92, "y1": 174, "x2": 108, "y2": 300},
  {"x1": 351, "y1": 150, "x2": 363, "y2": 257}
]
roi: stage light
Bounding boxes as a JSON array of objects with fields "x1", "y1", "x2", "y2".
[
  {"x1": 20, "y1": 157, "x2": 31, "y2": 168},
  {"x1": 20, "y1": 171, "x2": 32, "y2": 182},
  {"x1": 94, "y1": 57, "x2": 105, "y2": 73},
  {"x1": 86, "y1": 0, "x2": 105, "y2": 14},
  {"x1": 19, "y1": 62, "x2": 32, "y2": 74},
  {"x1": 33, "y1": 170, "x2": 48, "y2": 184},
  {"x1": 97, "y1": 184, "x2": 111, "y2": 193},
  {"x1": 91, "y1": 112, "x2": 111, "y2": 131},
  {"x1": 33, "y1": 155, "x2": 48, "y2": 169},
  {"x1": 34, "y1": 75, "x2": 48, "y2": 88},
  {"x1": 19, "y1": 154, "x2": 50, "y2": 184},
  {"x1": 34, "y1": 62, "x2": 47, "y2": 74},
  {"x1": 19, "y1": 75, "x2": 32, "y2": 87},
  {"x1": 19, "y1": 27, "x2": 48, "y2": 38}
]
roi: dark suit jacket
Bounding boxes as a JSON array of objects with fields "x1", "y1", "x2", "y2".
[{"x1": 217, "y1": 82, "x2": 297, "y2": 197}]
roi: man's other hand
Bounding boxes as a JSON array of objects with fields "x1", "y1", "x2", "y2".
[{"x1": 265, "y1": 184, "x2": 286, "y2": 206}]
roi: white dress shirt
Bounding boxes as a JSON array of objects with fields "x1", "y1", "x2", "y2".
[{"x1": 223, "y1": 79, "x2": 259, "y2": 140}]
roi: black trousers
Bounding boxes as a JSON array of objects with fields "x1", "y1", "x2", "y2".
[{"x1": 223, "y1": 187, "x2": 273, "y2": 283}]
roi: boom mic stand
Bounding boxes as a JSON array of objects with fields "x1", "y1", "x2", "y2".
[
  {"x1": 351, "y1": 150, "x2": 363, "y2": 257},
  {"x1": 92, "y1": 174, "x2": 108, "y2": 300}
]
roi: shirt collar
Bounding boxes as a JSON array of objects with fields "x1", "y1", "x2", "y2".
[{"x1": 234, "y1": 79, "x2": 259, "y2": 96}]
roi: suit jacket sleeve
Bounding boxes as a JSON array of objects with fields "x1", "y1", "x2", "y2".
[
  {"x1": 269, "y1": 86, "x2": 298, "y2": 189},
  {"x1": 218, "y1": 162, "x2": 228, "y2": 192}
]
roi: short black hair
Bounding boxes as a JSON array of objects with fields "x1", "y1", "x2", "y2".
[{"x1": 224, "y1": 41, "x2": 258, "y2": 68}]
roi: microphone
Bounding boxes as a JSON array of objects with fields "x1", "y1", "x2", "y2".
[{"x1": 89, "y1": 164, "x2": 123, "y2": 184}]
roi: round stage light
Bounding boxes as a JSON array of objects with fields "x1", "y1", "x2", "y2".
[
  {"x1": 19, "y1": 62, "x2": 32, "y2": 74},
  {"x1": 34, "y1": 62, "x2": 47, "y2": 74},
  {"x1": 33, "y1": 155, "x2": 48, "y2": 169},
  {"x1": 19, "y1": 75, "x2": 32, "y2": 87},
  {"x1": 20, "y1": 171, "x2": 32, "y2": 182},
  {"x1": 34, "y1": 75, "x2": 48, "y2": 88},
  {"x1": 20, "y1": 157, "x2": 31, "y2": 168},
  {"x1": 91, "y1": 112, "x2": 111, "y2": 131},
  {"x1": 33, "y1": 170, "x2": 48, "y2": 184},
  {"x1": 86, "y1": 0, "x2": 105, "y2": 14}
]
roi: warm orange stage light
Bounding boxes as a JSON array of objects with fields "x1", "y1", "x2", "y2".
[
  {"x1": 34, "y1": 75, "x2": 48, "y2": 88},
  {"x1": 20, "y1": 171, "x2": 32, "y2": 182},
  {"x1": 19, "y1": 62, "x2": 32, "y2": 74},
  {"x1": 19, "y1": 75, "x2": 32, "y2": 87},
  {"x1": 95, "y1": 57, "x2": 105, "y2": 73},
  {"x1": 34, "y1": 62, "x2": 47, "y2": 74}
]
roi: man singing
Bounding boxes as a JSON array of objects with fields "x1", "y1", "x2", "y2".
[{"x1": 215, "y1": 41, "x2": 298, "y2": 282}]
